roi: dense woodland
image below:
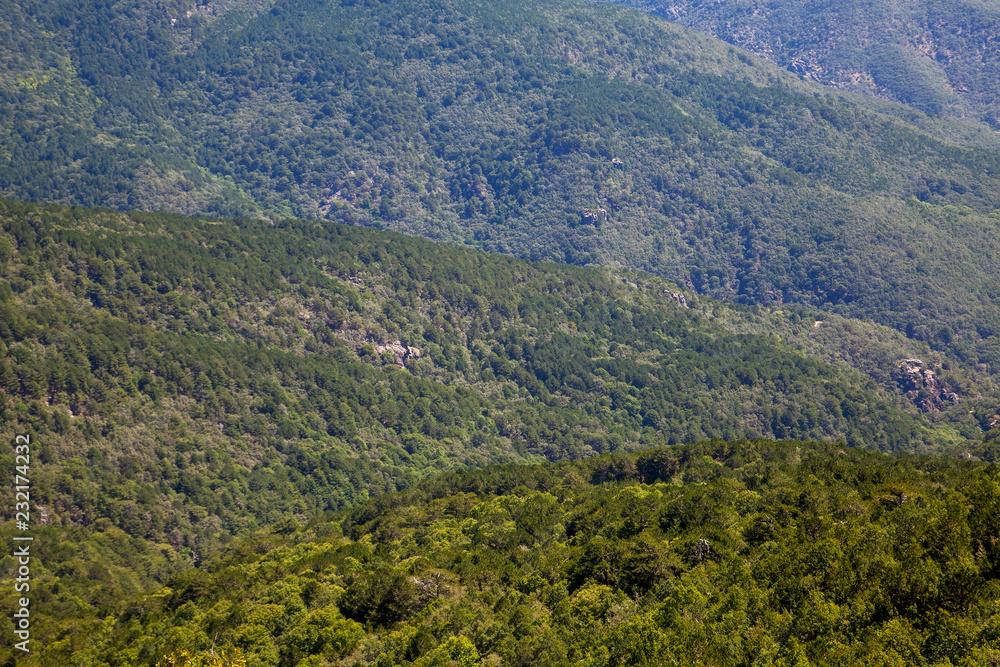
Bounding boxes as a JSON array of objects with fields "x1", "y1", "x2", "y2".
[
  {"x1": 0, "y1": 201, "x2": 998, "y2": 663},
  {"x1": 4, "y1": 0, "x2": 1000, "y2": 663},
  {"x1": 5, "y1": 0, "x2": 1000, "y2": 363},
  {"x1": 3, "y1": 440, "x2": 1000, "y2": 665},
  {"x1": 2, "y1": 200, "x2": 986, "y2": 545},
  {"x1": 612, "y1": 0, "x2": 1000, "y2": 120}
]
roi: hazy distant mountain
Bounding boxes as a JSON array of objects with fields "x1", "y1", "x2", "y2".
[{"x1": 610, "y1": 0, "x2": 1000, "y2": 122}]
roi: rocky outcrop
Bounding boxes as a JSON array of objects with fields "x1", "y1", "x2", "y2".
[
  {"x1": 895, "y1": 358, "x2": 959, "y2": 412},
  {"x1": 374, "y1": 341, "x2": 422, "y2": 367},
  {"x1": 664, "y1": 289, "x2": 688, "y2": 308},
  {"x1": 582, "y1": 208, "x2": 608, "y2": 225}
]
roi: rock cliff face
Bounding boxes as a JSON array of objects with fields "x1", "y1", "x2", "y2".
[{"x1": 895, "y1": 358, "x2": 959, "y2": 412}]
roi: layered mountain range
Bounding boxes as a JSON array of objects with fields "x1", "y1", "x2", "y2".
[
  {"x1": 1, "y1": 196, "x2": 998, "y2": 663},
  {"x1": 4, "y1": 0, "x2": 1000, "y2": 664},
  {"x1": 5, "y1": 0, "x2": 1000, "y2": 360}
]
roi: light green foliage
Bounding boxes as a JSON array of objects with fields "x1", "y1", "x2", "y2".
[
  {"x1": 157, "y1": 647, "x2": 248, "y2": 667},
  {"x1": 413, "y1": 635, "x2": 480, "y2": 667},
  {"x1": 281, "y1": 606, "x2": 364, "y2": 662},
  {"x1": 38, "y1": 439, "x2": 1000, "y2": 666},
  {"x1": 561, "y1": 584, "x2": 625, "y2": 627}
]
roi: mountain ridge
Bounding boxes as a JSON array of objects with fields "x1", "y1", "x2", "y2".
[
  {"x1": 608, "y1": 0, "x2": 1000, "y2": 122},
  {"x1": 5, "y1": 0, "x2": 1000, "y2": 361},
  {"x1": 0, "y1": 199, "x2": 988, "y2": 556}
]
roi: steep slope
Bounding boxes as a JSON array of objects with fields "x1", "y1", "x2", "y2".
[
  {"x1": 4, "y1": 0, "x2": 1000, "y2": 359},
  {"x1": 610, "y1": 0, "x2": 1000, "y2": 121},
  {"x1": 1, "y1": 199, "x2": 989, "y2": 572}
]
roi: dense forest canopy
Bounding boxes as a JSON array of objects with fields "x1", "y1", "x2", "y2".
[
  {"x1": 4, "y1": 439, "x2": 1000, "y2": 665},
  {"x1": 3, "y1": 199, "x2": 988, "y2": 544},
  {"x1": 607, "y1": 0, "x2": 1000, "y2": 121},
  {"x1": 1, "y1": 200, "x2": 999, "y2": 663},
  {"x1": 4, "y1": 0, "x2": 1000, "y2": 361},
  {"x1": 3, "y1": 0, "x2": 1000, "y2": 663}
]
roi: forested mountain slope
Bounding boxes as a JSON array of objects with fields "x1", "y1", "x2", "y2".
[
  {"x1": 5, "y1": 0, "x2": 1000, "y2": 360},
  {"x1": 3, "y1": 199, "x2": 984, "y2": 543},
  {"x1": 5, "y1": 2, "x2": 1000, "y2": 663},
  {"x1": 7, "y1": 440, "x2": 1000, "y2": 665},
  {"x1": 2, "y1": 200, "x2": 997, "y2": 659},
  {"x1": 610, "y1": 0, "x2": 1000, "y2": 121}
]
